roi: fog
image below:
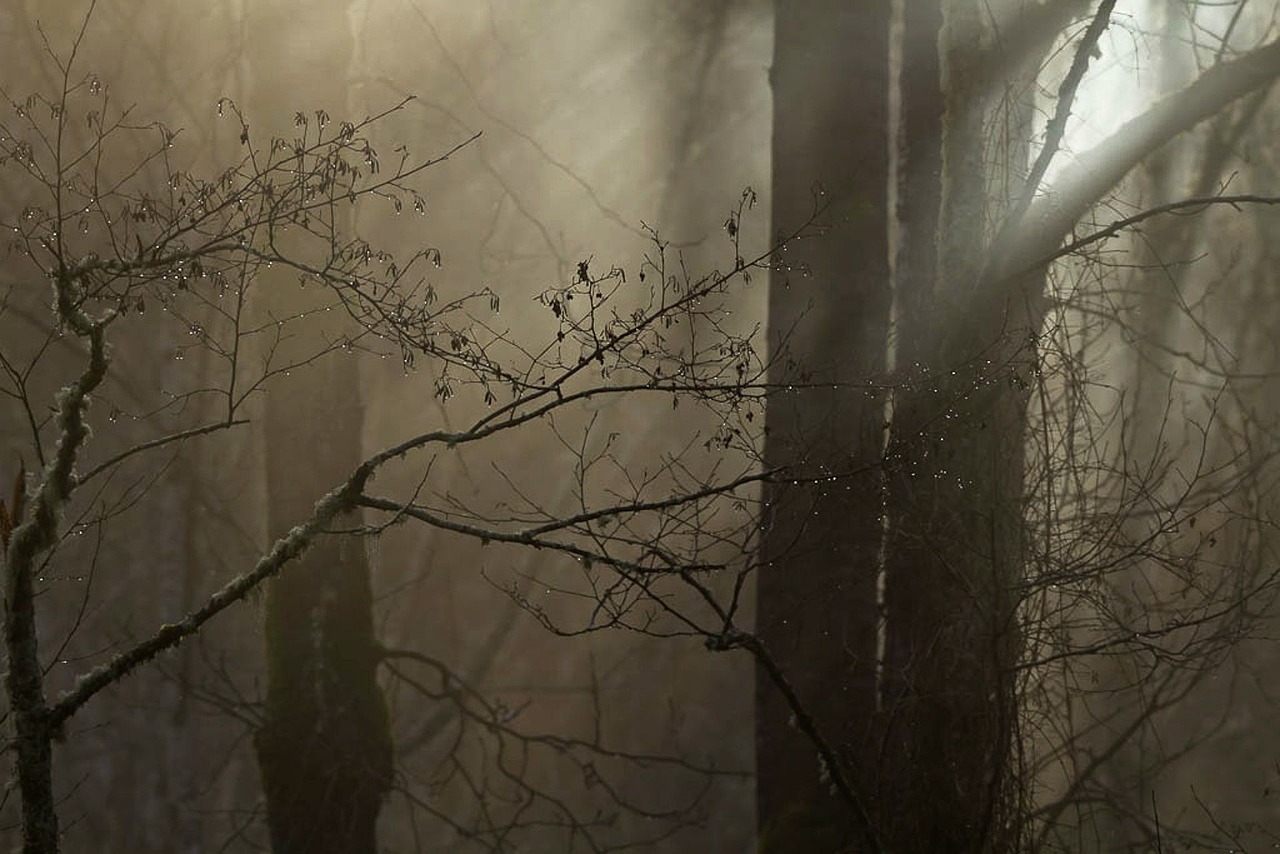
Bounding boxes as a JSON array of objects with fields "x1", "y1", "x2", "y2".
[{"x1": 2, "y1": 2, "x2": 1280, "y2": 852}]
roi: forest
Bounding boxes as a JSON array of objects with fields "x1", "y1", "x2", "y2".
[{"x1": 2, "y1": 1, "x2": 1280, "y2": 852}]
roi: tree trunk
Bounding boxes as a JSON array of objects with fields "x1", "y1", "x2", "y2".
[
  {"x1": 244, "y1": 4, "x2": 392, "y2": 851},
  {"x1": 757, "y1": 1, "x2": 891, "y2": 850},
  {"x1": 5, "y1": 536, "x2": 59, "y2": 854},
  {"x1": 257, "y1": 421, "x2": 392, "y2": 854},
  {"x1": 880, "y1": 2, "x2": 1026, "y2": 850},
  {"x1": 760, "y1": 3, "x2": 1280, "y2": 852},
  {"x1": 879, "y1": 308, "x2": 1032, "y2": 852}
]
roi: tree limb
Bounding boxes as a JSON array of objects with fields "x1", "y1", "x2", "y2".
[
  {"x1": 998, "y1": 36, "x2": 1280, "y2": 279},
  {"x1": 1010, "y1": 0, "x2": 1117, "y2": 225},
  {"x1": 46, "y1": 467, "x2": 366, "y2": 730}
]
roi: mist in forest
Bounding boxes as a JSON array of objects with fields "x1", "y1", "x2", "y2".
[{"x1": 2, "y1": 2, "x2": 1280, "y2": 852}]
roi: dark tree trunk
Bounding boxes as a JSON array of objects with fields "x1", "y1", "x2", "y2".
[
  {"x1": 258, "y1": 374, "x2": 392, "y2": 853},
  {"x1": 879, "y1": 308, "x2": 1031, "y2": 852},
  {"x1": 757, "y1": 1, "x2": 891, "y2": 850},
  {"x1": 244, "y1": 6, "x2": 392, "y2": 852},
  {"x1": 879, "y1": 1, "x2": 1027, "y2": 849}
]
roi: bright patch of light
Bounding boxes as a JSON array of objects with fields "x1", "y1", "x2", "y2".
[{"x1": 1039, "y1": 1, "x2": 1152, "y2": 185}]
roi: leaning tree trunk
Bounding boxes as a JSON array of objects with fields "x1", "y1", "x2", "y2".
[
  {"x1": 245, "y1": 3, "x2": 391, "y2": 852},
  {"x1": 757, "y1": 1, "x2": 891, "y2": 850}
]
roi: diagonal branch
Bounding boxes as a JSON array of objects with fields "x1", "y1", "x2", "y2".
[
  {"x1": 77, "y1": 419, "x2": 250, "y2": 485},
  {"x1": 997, "y1": 36, "x2": 1280, "y2": 280},
  {"x1": 46, "y1": 466, "x2": 368, "y2": 730},
  {"x1": 977, "y1": 0, "x2": 1092, "y2": 93},
  {"x1": 1027, "y1": 192, "x2": 1280, "y2": 276},
  {"x1": 1009, "y1": 0, "x2": 1117, "y2": 225}
]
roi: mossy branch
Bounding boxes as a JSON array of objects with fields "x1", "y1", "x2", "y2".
[
  {"x1": 4, "y1": 269, "x2": 111, "y2": 854},
  {"x1": 46, "y1": 470, "x2": 368, "y2": 731}
]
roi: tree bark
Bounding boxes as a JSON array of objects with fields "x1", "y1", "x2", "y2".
[
  {"x1": 758, "y1": 1, "x2": 891, "y2": 850},
  {"x1": 244, "y1": 4, "x2": 392, "y2": 851},
  {"x1": 876, "y1": 8, "x2": 1280, "y2": 852},
  {"x1": 4, "y1": 306, "x2": 110, "y2": 854},
  {"x1": 6, "y1": 525, "x2": 59, "y2": 854}
]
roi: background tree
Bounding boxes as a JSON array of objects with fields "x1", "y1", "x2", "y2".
[
  {"x1": 1024, "y1": 3, "x2": 1280, "y2": 849},
  {"x1": 241, "y1": 4, "x2": 392, "y2": 851}
]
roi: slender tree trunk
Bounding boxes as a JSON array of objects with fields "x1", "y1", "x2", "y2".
[
  {"x1": 758, "y1": 1, "x2": 891, "y2": 850},
  {"x1": 4, "y1": 313, "x2": 110, "y2": 854},
  {"x1": 5, "y1": 539, "x2": 58, "y2": 854},
  {"x1": 244, "y1": 4, "x2": 391, "y2": 851}
]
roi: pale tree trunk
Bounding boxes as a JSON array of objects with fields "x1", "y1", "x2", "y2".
[
  {"x1": 244, "y1": 3, "x2": 391, "y2": 852},
  {"x1": 1100, "y1": 4, "x2": 1198, "y2": 843}
]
